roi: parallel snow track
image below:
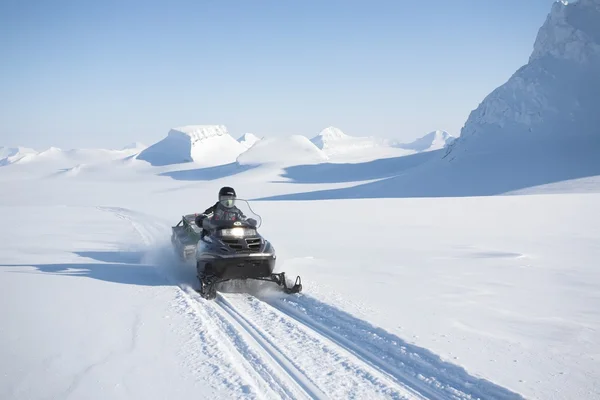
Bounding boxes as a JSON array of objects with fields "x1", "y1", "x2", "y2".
[
  {"x1": 214, "y1": 293, "x2": 327, "y2": 399},
  {"x1": 99, "y1": 206, "x2": 523, "y2": 400},
  {"x1": 179, "y1": 285, "x2": 317, "y2": 399},
  {"x1": 265, "y1": 298, "x2": 449, "y2": 399},
  {"x1": 98, "y1": 207, "x2": 315, "y2": 399},
  {"x1": 243, "y1": 294, "x2": 435, "y2": 399},
  {"x1": 219, "y1": 293, "x2": 424, "y2": 400}
]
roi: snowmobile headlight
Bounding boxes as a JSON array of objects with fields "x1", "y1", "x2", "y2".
[{"x1": 220, "y1": 228, "x2": 256, "y2": 237}]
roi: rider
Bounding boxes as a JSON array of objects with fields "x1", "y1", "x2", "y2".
[{"x1": 195, "y1": 186, "x2": 246, "y2": 237}]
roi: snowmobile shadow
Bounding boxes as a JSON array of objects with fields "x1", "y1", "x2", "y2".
[
  {"x1": 256, "y1": 292, "x2": 524, "y2": 400},
  {"x1": 1, "y1": 261, "x2": 168, "y2": 287}
]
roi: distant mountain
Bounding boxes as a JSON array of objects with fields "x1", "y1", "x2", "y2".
[
  {"x1": 310, "y1": 127, "x2": 384, "y2": 156},
  {"x1": 0, "y1": 144, "x2": 146, "y2": 172},
  {"x1": 137, "y1": 125, "x2": 245, "y2": 166},
  {"x1": 237, "y1": 135, "x2": 328, "y2": 166}
]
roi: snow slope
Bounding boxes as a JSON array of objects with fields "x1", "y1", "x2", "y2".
[
  {"x1": 445, "y1": 0, "x2": 600, "y2": 159},
  {"x1": 394, "y1": 130, "x2": 456, "y2": 152},
  {"x1": 137, "y1": 125, "x2": 246, "y2": 167},
  {"x1": 308, "y1": 126, "x2": 417, "y2": 163},
  {"x1": 238, "y1": 133, "x2": 261, "y2": 149},
  {"x1": 237, "y1": 135, "x2": 328, "y2": 166}
]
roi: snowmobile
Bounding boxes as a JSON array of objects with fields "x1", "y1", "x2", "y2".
[{"x1": 171, "y1": 199, "x2": 302, "y2": 300}]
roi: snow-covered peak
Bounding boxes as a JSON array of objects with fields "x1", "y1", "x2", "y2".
[
  {"x1": 310, "y1": 126, "x2": 350, "y2": 149},
  {"x1": 238, "y1": 133, "x2": 261, "y2": 149},
  {"x1": 530, "y1": 0, "x2": 600, "y2": 63},
  {"x1": 168, "y1": 125, "x2": 229, "y2": 143},
  {"x1": 396, "y1": 130, "x2": 455, "y2": 152},
  {"x1": 138, "y1": 124, "x2": 245, "y2": 166},
  {"x1": 319, "y1": 126, "x2": 348, "y2": 140},
  {"x1": 237, "y1": 135, "x2": 328, "y2": 166},
  {"x1": 445, "y1": 0, "x2": 600, "y2": 160}
]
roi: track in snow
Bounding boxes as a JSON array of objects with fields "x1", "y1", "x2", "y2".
[
  {"x1": 216, "y1": 292, "x2": 422, "y2": 400},
  {"x1": 214, "y1": 294, "x2": 327, "y2": 399},
  {"x1": 99, "y1": 206, "x2": 524, "y2": 400},
  {"x1": 254, "y1": 294, "x2": 522, "y2": 400}
]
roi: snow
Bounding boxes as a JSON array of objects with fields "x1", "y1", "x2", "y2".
[
  {"x1": 237, "y1": 135, "x2": 328, "y2": 166},
  {"x1": 1, "y1": 160, "x2": 599, "y2": 399},
  {"x1": 137, "y1": 125, "x2": 246, "y2": 167},
  {"x1": 2, "y1": 104, "x2": 600, "y2": 399},
  {"x1": 310, "y1": 126, "x2": 386, "y2": 158},
  {"x1": 308, "y1": 127, "x2": 454, "y2": 163},
  {"x1": 238, "y1": 133, "x2": 261, "y2": 149},
  {"x1": 0, "y1": 146, "x2": 37, "y2": 166},
  {"x1": 2, "y1": 2, "x2": 600, "y2": 399},
  {"x1": 531, "y1": 0, "x2": 600, "y2": 64},
  {"x1": 393, "y1": 130, "x2": 456, "y2": 152}
]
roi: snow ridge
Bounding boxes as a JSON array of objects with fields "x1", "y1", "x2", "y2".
[
  {"x1": 137, "y1": 125, "x2": 246, "y2": 166},
  {"x1": 445, "y1": 0, "x2": 600, "y2": 160},
  {"x1": 531, "y1": 0, "x2": 600, "y2": 63},
  {"x1": 395, "y1": 130, "x2": 455, "y2": 152}
]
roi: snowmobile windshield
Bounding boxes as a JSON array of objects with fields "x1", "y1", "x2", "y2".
[{"x1": 212, "y1": 198, "x2": 262, "y2": 228}]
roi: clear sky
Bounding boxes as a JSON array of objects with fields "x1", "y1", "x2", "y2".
[{"x1": 0, "y1": 0, "x2": 557, "y2": 149}]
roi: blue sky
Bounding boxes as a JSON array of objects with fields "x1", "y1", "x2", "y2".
[{"x1": 1, "y1": 0, "x2": 557, "y2": 149}]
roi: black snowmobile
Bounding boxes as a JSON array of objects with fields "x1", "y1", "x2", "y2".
[{"x1": 171, "y1": 199, "x2": 302, "y2": 300}]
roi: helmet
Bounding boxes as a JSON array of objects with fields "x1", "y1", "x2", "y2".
[{"x1": 218, "y1": 186, "x2": 236, "y2": 208}]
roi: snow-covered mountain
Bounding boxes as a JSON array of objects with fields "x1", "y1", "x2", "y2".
[
  {"x1": 237, "y1": 133, "x2": 261, "y2": 149},
  {"x1": 394, "y1": 130, "x2": 455, "y2": 152},
  {"x1": 0, "y1": 146, "x2": 37, "y2": 166},
  {"x1": 137, "y1": 125, "x2": 246, "y2": 166},
  {"x1": 0, "y1": 145, "x2": 145, "y2": 170},
  {"x1": 310, "y1": 127, "x2": 384, "y2": 156},
  {"x1": 445, "y1": 0, "x2": 600, "y2": 160},
  {"x1": 237, "y1": 135, "x2": 328, "y2": 166},
  {"x1": 310, "y1": 127, "x2": 452, "y2": 161}
]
